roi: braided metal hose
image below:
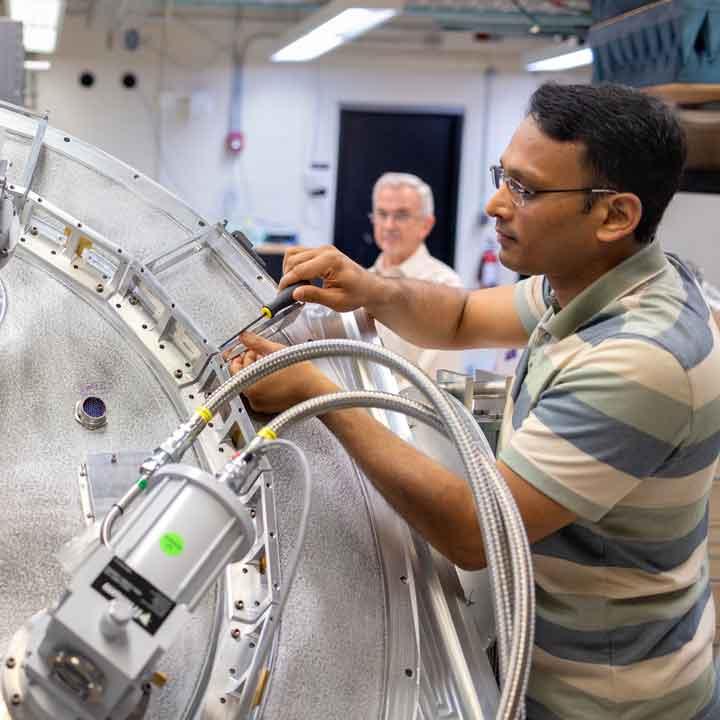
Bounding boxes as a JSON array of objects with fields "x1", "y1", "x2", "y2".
[{"x1": 193, "y1": 339, "x2": 530, "y2": 719}]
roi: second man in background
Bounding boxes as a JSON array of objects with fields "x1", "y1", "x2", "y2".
[{"x1": 368, "y1": 172, "x2": 465, "y2": 380}]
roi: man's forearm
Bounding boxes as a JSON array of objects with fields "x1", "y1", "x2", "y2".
[
  {"x1": 364, "y1": 275, "x2": 469, "y2": 350},
  {"x1": 365, "y1": 277, "x2": 528, "y2": 351},
  {"x1": 317, "y1": 400, "x2": 486, "y2": 570}
]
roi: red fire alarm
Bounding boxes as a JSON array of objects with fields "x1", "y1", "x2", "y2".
[{"x1": 225, "y1": 131, "x2": 245, "y2": 154}]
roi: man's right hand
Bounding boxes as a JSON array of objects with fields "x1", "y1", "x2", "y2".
[{"x1": 280, "y1": 245, "x2": 380, "y2": 313}]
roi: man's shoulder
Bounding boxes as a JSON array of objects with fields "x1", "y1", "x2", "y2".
[
  {"x1": 405, "y1": 250, "x2": 462, "y2": 287},
  {"x1": 577, "y1": 265, "x2": 718, "y2": 376}
]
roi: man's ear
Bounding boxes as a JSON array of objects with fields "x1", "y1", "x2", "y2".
[
  {"x1": 596, "y1": 193, "x2": 642, "y2": 244},
  {"x1": 420, "y1": 214, "x2": 436, "y2": 240}
]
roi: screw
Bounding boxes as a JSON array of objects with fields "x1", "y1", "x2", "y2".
[
  {"x1": 0, "y1": 248, "x2": 7, "y2": 256},
  {"x1": 111, "y1": 454, "x2": 117, "y2": 464},
  {"x1": 30, "y1": 226, "x2": 38, "y2": 236},
  {"x1": 128, "y1": 295, "x2": 139, "y2": 305},
  {"x1": 235, "y1": 600, "x2": 244, "y2": 610},
  {"x1": 231, "y1": 628, "x2": 241, "y2": 639},
  {"x1": 11, "y1": 693, "x2": 21, "y2": 705},
  {"x1": 250, "y1": 509, "x2": 256, "y2": 519},
  {"x1": 174, "y1": 369, "x2": 183, "y2": 379},
  {"x1": 96, "y1": 283, "x2": 104, "y2": 293},
  {"x1": 5, "y1": 657, "x2": 15, "y2": 669}
]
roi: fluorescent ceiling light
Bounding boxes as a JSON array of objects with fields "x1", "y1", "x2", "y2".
[
  {"x1": 8, "y1": 0, "x2": 66, "y2": 54},
  {"x1": 526, "y1": 47, "x2": 593, "y2": 72},
  {"x1": 524, "y1": 38, "x2": 593, "y2": 73},
  {"x1": 24, "y1": 59, "x2": 52, "y2": 71},
  {"x1": 270, "y1": 0, "x2": 402, "y2": 63}
]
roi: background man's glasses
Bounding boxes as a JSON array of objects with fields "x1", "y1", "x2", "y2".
[
  {"x1": 489, "y1": 165, "x2": 617, "y2": 208},
  {"x1": 368, "y1": 210, "x2": 420, "y2": 225}
]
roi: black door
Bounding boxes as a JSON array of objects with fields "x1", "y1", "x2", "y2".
[{"x1": 333, "y1": 108, "x2": 463, "y2": 269}]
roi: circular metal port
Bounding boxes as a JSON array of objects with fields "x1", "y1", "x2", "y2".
[
  {"x1": 49, "y1": 649, "x2": 105, "y2": 703},
  {"x1": 75, "y1": 395, "x2": 108, "y2": 430}
]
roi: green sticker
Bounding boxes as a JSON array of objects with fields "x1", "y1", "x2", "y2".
[{"x1": 159, "y1": 532, "x2": 184, "y2": 556}]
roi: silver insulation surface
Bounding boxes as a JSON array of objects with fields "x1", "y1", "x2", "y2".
[
  {"x1": 261, "y1": 421, "x2": 385, "y2": 720},
  {"x1": 1, "y1": 133, "x2": 195, "y2": 261},
  {"x1": 157, "y1": 248, "x2": 262, "y2": 345}
]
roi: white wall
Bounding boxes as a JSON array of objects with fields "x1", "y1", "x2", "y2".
[
  {"x1": 657, "y1": 193, "x2": 720, "y2": 287},
  {"x1": 33, "y1": 15, "x2": 588, "y2": 294}
]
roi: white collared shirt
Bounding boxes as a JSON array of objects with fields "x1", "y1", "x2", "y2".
[{"x1": 370, "y1": 244, "x2": 465, "y2": 382}]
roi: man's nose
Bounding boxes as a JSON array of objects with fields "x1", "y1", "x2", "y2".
[{"x1": 485, "y1": 186, "x2": 512, "y2": 219}]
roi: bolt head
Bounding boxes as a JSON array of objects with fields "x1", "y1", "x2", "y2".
[
  {"x1": 174, "y1": 369, "x2": 183, "y2": 379},
  {"x1": 5, "y1": 656, "x2": 16, "y2": 668},
  {"x1": 231, "y1": 628, "x2": 241, "y2": 639}
]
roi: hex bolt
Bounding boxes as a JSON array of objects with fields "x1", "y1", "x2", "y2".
[
  {"x1": 174, "y1": 369, "x2": 183, "y2": 379},
  {"x1": 231, "y1": 628, "x2": 241, "y2": 639},
  {"x1": 5, "y1": 656, "x2": 15, "y2": 669}
]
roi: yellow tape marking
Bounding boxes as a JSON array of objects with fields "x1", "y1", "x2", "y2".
[
  {"x1": 257, "y1": 427, "x2": 277, "y2": 441},
  {"x1": 196, "y1": 406, "x2": 213, "y2": 423}
]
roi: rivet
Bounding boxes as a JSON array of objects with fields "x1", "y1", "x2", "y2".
[
  {"x1": 96, "y1": 283, "x2": 104, "y2": 293},
  {"x1": 235, "y1": 600, "x2": 244, "y2": 610},
  {"x1": 231, "y1": 628, "x2": 241, "y2": 639},
  {"x1": 5, "y1": 657, "x2": 15, "y2": 669},
  {"x1": 174, "y1": 369, "x2": 183, "y2": 379},
  {"x1": 10, "y1": 693, "x2": 21, "y2": 705}
]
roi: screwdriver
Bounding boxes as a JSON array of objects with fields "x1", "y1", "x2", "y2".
[{"x1": 218, "y1": 281, "x2": 310, "y2": 357}]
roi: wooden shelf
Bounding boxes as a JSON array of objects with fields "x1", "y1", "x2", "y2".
[{"x1": 643, "y1": 84, "x2": 720, "y2": 105}]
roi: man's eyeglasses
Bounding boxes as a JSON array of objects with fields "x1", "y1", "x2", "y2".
[
  {"x1": 368, "y1": 210, "x2": 420, "y2": 225},
  {"x1": 490, "y1": 165, "x2": 617, "y2": 208}
]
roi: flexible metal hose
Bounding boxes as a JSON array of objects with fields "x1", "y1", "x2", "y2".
[
  {"x1": 265, "y1": 387, "x2": 534, "y2": 719},
  {"x1": 196, "y1": 339, "x2": 515, "y2": 687},
  {"x1": 264, "y1": 390, "x2": 446, "y2": 437},
  {"x1": 450, "y1": 400, "x2": 535, "y2": 719},
  {"x1": 190, "y1": 340, "x2": 530, "y2": 719}
]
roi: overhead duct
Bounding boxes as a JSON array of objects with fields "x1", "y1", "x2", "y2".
[{"x1": 588, "y1": 1, "x2": 720, "y2": 182}]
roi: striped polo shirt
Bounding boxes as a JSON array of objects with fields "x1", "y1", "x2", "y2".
[{"x1": 498, "y1": 240, "x2": 720, "y2": 719}]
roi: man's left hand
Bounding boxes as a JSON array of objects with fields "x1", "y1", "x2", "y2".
[{"x1": 228, "y1": 333, "x2": 337, "y2": 415}]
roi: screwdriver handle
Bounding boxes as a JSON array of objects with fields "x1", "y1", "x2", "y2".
[{"x1": 261, "y1": 282, "x2": 310, "y2": 318}]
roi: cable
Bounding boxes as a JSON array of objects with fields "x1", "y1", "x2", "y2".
[
  {"x1": 265, "y1": 389, "x2": 445, "y2": 437},
  {"x1": 233, "y1": 438, "x2": 313, "y2": 714}
]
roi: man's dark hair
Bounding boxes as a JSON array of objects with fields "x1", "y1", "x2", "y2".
[{"x1": 528, "y1": 83, "x2": 687, "y2": 244}]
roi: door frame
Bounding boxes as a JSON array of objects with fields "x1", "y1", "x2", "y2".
[{"x1": 331, "y1": 102, "x2": 465, "y2": 266}]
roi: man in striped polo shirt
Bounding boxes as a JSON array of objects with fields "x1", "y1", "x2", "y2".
[{"x1": 234, "y1": 83, "x2": 720, "y2": 718}]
